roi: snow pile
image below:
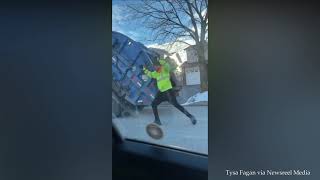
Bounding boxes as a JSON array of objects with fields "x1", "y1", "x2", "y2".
[{"x1": 182, "y1": 91, "x2": 208, "y2": 106}]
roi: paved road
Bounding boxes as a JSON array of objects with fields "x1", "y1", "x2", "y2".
[{"x1": 113, "y1": 105, "x2": 208, "y2": 155}]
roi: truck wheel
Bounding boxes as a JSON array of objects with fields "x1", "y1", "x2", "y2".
[
  {"x1": 121, "y1": 110, "x2": 131, "y2": 117},
  {"x1": 112, "y1": 96, "x2": 122, "y2": 118},
  {"x1": 136, "y1": 105, "x2": 144, "y2": 111}
]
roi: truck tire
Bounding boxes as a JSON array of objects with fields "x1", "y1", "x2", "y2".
[
  {"x1": 137, "y1": 105, "x2": 144, "y2": 111},
  {"x1": 112, "y1": 94, "x2": 122, "y2": 118},
  {"x1": 121, "y1": 110, "x2": 131, "y2": 117}
]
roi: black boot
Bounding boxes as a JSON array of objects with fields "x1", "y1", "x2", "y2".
[
  {"x1": 190, "y1": 116, "x2": 197, "y2": 125},
  {"x1": 154, "y1": 119, "x2": 162, "y2": 126}
]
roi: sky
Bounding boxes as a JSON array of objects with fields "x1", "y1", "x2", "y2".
[
  {"x1": 112, "y1": 0, "x2": 155, "y2": 46},
  {"x1": 112, "y1": 0, "x2": 206, "y2": 48}
]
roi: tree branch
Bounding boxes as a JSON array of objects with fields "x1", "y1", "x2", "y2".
[
  {"x1": 125, "y1": 0, "x2": 207, "y2": 47},
  {"x1": 185, "y1": 0, "x2": 200, "y2": 43}
]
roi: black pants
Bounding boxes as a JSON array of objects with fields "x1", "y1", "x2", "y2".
[{"x1": 151, "y1": 89, "x2": 193, "y2": 121}]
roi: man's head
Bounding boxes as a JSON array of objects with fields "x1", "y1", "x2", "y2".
[
  {"x1": 154, "y1": 59, "x2": 166, "y2": 72},
  {"x1": 155, "y1": 65, "x2": 162, "y2": 73},
  {"x1": 159, "y1": 59, "x2": 166, "y2": 65}
]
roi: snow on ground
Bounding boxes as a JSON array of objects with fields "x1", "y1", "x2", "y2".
[{"x1": 182, "y1": 91, "x2": 208, "y2": 106}]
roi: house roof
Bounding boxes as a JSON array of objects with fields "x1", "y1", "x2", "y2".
[{"x1": 147, "y1": 40, "x2": 195, "y2": 54}]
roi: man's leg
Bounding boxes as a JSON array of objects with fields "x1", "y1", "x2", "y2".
[
  {"x1": 167, "y1": 90, "x2": 197, "y2": 125},
  {"x1": 151, "y1": 92, "x2": 165, "y2": 125}
]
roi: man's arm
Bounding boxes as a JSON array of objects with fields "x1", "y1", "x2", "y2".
[{"x1": 143, "y1": 67, "x2": 158, "y2": 79}]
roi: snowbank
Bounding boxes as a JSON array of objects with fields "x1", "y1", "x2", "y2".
[{"x1": 182, "y1": 91, "x2": 208, "y2": 106}]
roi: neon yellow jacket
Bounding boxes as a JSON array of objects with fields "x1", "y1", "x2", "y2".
[{"x1": 143, "y1": 59, "x2": 172, "y2": 92}]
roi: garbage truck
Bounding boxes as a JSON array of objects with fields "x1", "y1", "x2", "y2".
[
  {"x1": 112, "y1": 31, "x2": 181, "y2": 118},
  {"x1": 112, "y1": 31, "x2": 160, "y2": 118}
]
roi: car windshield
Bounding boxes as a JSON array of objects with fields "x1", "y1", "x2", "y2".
[{"x1": 112, "y1": 0, "x2": 208, "y2": 155}]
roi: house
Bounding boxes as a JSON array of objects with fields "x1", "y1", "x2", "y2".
[
  {"x1": 148, "y1": 48, "x2": 170, "y2": 59},
  {"x1": 177, "y1": 45, "x2": 208, "y2": 86}
]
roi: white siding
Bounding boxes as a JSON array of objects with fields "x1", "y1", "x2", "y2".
[
  {"x1": 186, "y1": 48, "x2": 198, "y2": 63},
  {"x1": 169, "y1": 49, "x2": 187, "y2": 66},
  {"x1": 185, "y1": 66, "x2": 200, "y2": 85}
]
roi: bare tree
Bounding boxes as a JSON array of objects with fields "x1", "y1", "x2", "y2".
[{"x1": 126, "y1": 0, "x2": 208, "y2": 91}]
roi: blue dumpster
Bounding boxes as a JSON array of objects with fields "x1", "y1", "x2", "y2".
[{"x1": 112, "y1": 31, "x2": 159, "y2": 116}]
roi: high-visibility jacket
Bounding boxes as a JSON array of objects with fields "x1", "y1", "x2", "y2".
[{"x1": 144, "y1": 59, "x2": 172, "y2": 92}]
